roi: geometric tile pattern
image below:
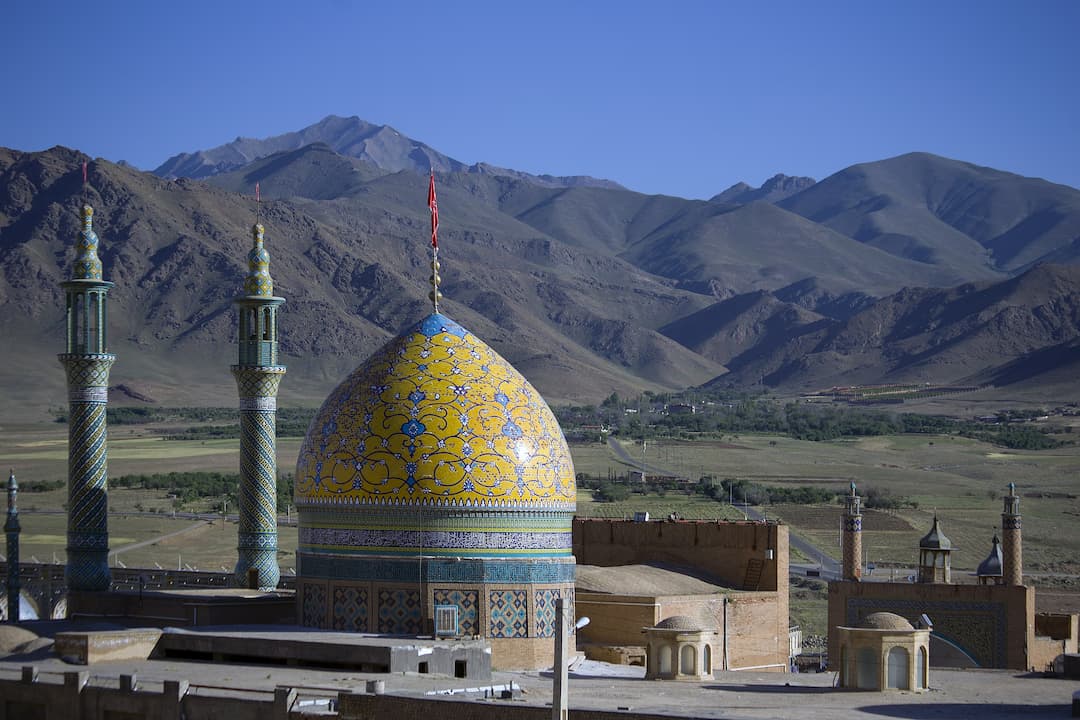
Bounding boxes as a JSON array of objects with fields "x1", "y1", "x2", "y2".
[
  {"x1": 332, "y1": 586, "x2": 369, "y2": 632},
  {"x1": 234, "y1": 365, "x2": 285, "y2": 399},
  {"x1": 300, "y1": 526, "x2": 571, "y2": 555},
  {"x1": 535, "y1": 588, "x2": 561, "y2": 637},
  {"x1": 62, "y1": 355, "x2": 115, "y2": 592},
  {"x1": 295, "y1": 313, "x2": 576, "y2": 511},
  {"x1": 298, "y1": 554, "x2": 576, "y2": 584},
  {"x1": 378, "y1": 588, "x2": 422, "y2": 635},
  {"x1": 232, "y1": 368, "x2": 283, "y2": 591},
  {"x1": 489, "y1": 589, "x2": 528, "y2": 638},
  {"x1": 302, "y1": 583, "x2": 327, "y2": 627},
  {"x1": 433, "y1": 588, "x2": 478, "y2": 636}
]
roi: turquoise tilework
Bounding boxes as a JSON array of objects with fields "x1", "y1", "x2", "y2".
[
  {"x1": 378, "y1": 588, "x2": 422, "y2": 634},
  {"x1": 332, "y1": 586, "x2": 369, "y2": 632},
  {"x1": 489, "y1": 589, "x2": 528, "y2": 638},
  {"x1": 432, "y1": 588, "x2": 478, "y2": 636}
]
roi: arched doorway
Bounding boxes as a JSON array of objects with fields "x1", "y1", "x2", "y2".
[
  {"x1": 659, "y1": 644, "x2": 672, "y2": 675},
  {"x1": 703, "y1": 644, "x2": 712, "y2": 675},
  {"x1": 887, "y1": 646, "x2": 910, "y2": 690},
  {"x1": 917, "y1": 646, "x2": 928, "y2": 689},
  {"x1": 856, "y1": 647, "x2": 877, "y2": 689},
  {"x1": 680, "y1": 644, "x2": 696, "y2": 675}
]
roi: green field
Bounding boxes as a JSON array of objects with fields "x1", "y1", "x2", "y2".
[
  {"x1": 588, "y1": 434, "x2": 1080, "y2": 574},
  {"x1": 3, "y1": 419, "x2": 1079, "y2": 633}
]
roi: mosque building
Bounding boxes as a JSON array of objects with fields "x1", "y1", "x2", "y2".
[
  {"x1": 45, "y1": 193, "x2": 579, "y2": 670},
  {"x1": 292, "y1": 307, "x2": 578, "y2": 668},
  {"x1": 14, "y1": 183, "x2": 795, "y2": 679}
]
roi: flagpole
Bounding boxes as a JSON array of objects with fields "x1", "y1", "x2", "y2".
[{"x1": 428, "y1": 170, "x2": 441, "y2": 313}]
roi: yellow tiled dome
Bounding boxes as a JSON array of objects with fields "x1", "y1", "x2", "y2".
[{"x1": 295, "y1": 313, "x2": 576, "y2": 510}]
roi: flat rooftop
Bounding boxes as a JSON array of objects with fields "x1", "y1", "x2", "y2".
[{"x1": 2, "y1": 625, "x2": 1077, "y2": 718}]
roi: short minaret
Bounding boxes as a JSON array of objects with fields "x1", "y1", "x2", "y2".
[
  {"x1": 917, "y1": 515, "x2": 953, "y2": 584},
  {"x1": 976, "y1": 534, "x2": 1004, "y2": 585},
  {"x1": 59, "y1": 204, "x2": 116, "y2": 592},
  {"x1": 232, "y1": 223, "x2": 285, "y2": 590},
  {"x1": 842, "y1": 481, "x2": 862, "y2": 581},
  {"x1": 1001, "y1": 482, "x2": 1023, "y2": 586},
  {"x1": 5, "y1": 470, "x2": 21, "y2": 622}
]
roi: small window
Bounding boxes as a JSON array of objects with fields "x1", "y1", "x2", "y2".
[
  {"x1": 418, "y1": 661, "x2": 429, "y2": 674},
  {"x1": 434, "y1": 605, "x2": 459, "y2": 637},
  {"x1": 454, "y1": 660, "x2": 467, "y2": 678}
]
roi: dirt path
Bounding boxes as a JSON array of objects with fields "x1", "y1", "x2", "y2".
[{"x1": 110, "y1": 520, "x2": 212, "y2": 559}]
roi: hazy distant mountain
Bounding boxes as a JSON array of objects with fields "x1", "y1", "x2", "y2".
[
  {"x1": 779, "y1": 152, "x2": 1080, "y2": 274},
  {"x1": 155, "y1": 115, "x2": 624, "y2": 191},
  {"x1": 711, "y1": 174, "x2": 816, "y2": 204},
  {"x1": 5, "y1": 133, "x2": 1080, "y2": 415}
]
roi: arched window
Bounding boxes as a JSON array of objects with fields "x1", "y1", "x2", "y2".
[
  {"x1": 917, "y1": 646, "x2": 928, "y2": 689},
  {"x1": 659, "y1": 644, "x2": 672, "y2": 675},
  {"x1": 887, "y1": 646, "x2": 910, "y2": 690},
  {"x1": 88, "y1": 292, "x2": 99, "y2": 352},
  {"x1": 74, "y1": 293, "x2": 85, "y2": 351},
  {"x1": 263, "y1": 307, "x2": 271, "y2": 340},
  {"x1": 856, "y1": 646, "x2": 878, "y2": 689},
  {"x1": 703, "y1": 644, "x2": 712, "y2": 675},
  {"x1": 680, "y1": 644, "x2": 697, "y2": 675}
]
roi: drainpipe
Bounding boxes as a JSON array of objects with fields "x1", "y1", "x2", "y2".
[{"x1": 722, "y1": 596, "x2": 729, "y2": 671}]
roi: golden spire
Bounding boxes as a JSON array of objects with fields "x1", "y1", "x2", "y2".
[
  {"x1": 243, "y1": 224, "x2": 274, "y2": 297},
  {"x1": 72, "y1": 204, "x2": 103, "y2": 280}
]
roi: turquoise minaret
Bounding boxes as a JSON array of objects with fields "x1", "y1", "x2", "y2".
[
  {"x1": 232, "y1": 223, "x2": 285, "y2": 590},
  {"x1": 59, "y1": 204, "x2": 115, "y2": 592},
  {"x1": 5, "y1": 470, "x2": 21, "y2": 622}
]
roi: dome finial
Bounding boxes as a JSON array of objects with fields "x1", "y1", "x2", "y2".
[
  {"x1": 72, "y1": 204, "x2": 103, "y2": 280},
  {"x1": 243, "y1": 223, "x2": 274, "y2": 296}
]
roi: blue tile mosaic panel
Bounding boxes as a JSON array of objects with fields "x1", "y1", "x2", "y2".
[
  {"x1": 433, "y1": 588, "x2": 478, "y2": 636},
  {"x1": 378, "y1": 588, "x2": 422, "y2": 634},
  {"x1": 302, "y1": 583, "x2": 326, "y2": 627},
  {"x1": 535, "y1": 589, "x2": 561, "y2": 637},
  {"x1": 489, "y1": 589, "x2": 528, "y2": 638},
  {"x1": 332, "y1": 585, "x2": 369, "y2": 632}
]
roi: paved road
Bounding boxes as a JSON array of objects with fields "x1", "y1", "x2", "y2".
[{"x1": 605, "y1": 437, "x2": 841, "y2": 579}]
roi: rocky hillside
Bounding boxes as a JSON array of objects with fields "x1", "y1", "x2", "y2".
[{"x1": 3, "y1": 130, "x2": 1080, "y2": 415}]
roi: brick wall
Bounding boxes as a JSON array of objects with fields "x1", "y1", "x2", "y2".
[{"x1": 571, "y1": 519, "x2": 790, "y2": 672}]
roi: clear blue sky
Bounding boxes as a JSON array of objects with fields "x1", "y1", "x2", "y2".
[{"x1": 3, "y1": 1, "x2": 1077, "y2": 199}]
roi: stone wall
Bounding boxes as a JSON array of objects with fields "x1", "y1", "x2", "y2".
[
  {"x1": 573, "y1": 519, "x2": 786, "y2": 592},
  {"x1": 828, "y1": 580, "x2": 1034, "y2": 670}
]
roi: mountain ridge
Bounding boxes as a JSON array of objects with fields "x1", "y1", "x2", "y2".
[
  {"x1": 4, "y1": 134, "x2": 1080, "y2": 415},
  {"x1": 155, "y1": 114, "x2": 625, "y2": 191}
]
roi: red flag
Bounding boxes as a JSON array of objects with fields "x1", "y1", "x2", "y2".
[
  {"x1": 82, "y1": 160, "x2": 88, "y2": 184},
  {"x1": 427, "y1": 171, "x2": 439, "y2": 249},
  {"x1": 255, "y1": 182, "x2": 260, "y2": 203}
]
